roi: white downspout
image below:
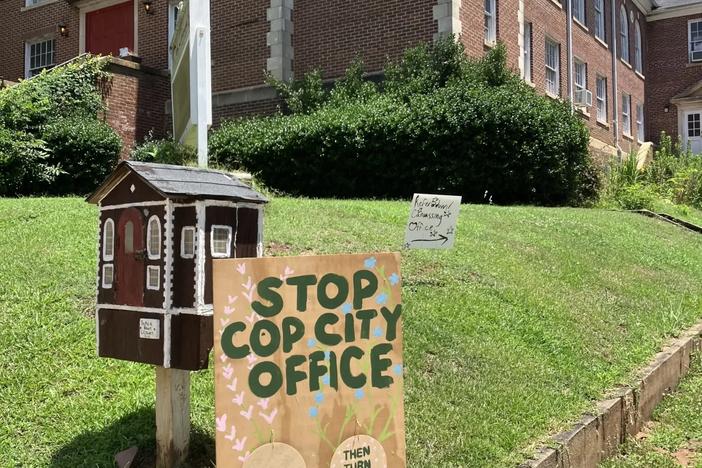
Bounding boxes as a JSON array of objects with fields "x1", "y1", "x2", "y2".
[
  {"x1": 611, "y1": 0, "x2": 621, "y2": 156},
  {"x1": 567, "y1": 0, "x2": 575, "y2": 114}
]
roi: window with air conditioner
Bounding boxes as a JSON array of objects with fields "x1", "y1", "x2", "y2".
[{"x1": 689, "y1": 20, "x2": 702, "y2": 62}]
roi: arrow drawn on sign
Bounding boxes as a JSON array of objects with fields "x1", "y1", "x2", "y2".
[{"x1": 411, "y1": 233, "x2": 449, "y2": 245}]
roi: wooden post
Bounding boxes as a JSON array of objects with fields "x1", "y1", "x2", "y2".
[{"x1": 156, "y1": 367, "x2": 191, "y2": 467}]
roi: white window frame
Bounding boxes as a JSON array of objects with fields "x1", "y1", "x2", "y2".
[
  {"x1": 102, "y1": 264, "x2": 114, "y2": 289},
  {"x1": 620, "y1": 6, "x2": 629, "y2": 63},
  {"x1": 484, "y1": 0, "x2": 497, "y2": 45},
  {"x1": 687, "y1": 112, "x2": 701, "y2": 138},
  {"x1": 24, "y1": 36, "x2": 56, "y2": 79},
  {"x1": 146, "y1": 265, "x2": 161, "y2": 290},
  {"x1": 545, "y1": 39, "x2": 560, "y2": 96},
  {"x1": 147, "y1": 215, "x2": 162, "y2": 260},
  {"x1": 574, "y1": 60, "x2": 587, "y2": 93},
  {"x1": 688, "y1": 19, "x2": 702, "y2": 63},
  {"x1": 622, "y1": 93, "x2": 632, "y2": 136},
  {"x1": 523, "y1": 22, "x2": 532, "y2": 83},
  {"x1": 211, "y1": 225, "x2": 233, "y2": 258},
  {"x1": 636, "y1": 103, "x2": 644, "y2": 142},
  {"x1": 634, "y1": 21, "x2": 642, "y2": 73},
  {"x1": 573, "y1": 0, "x2": 586, "y2": 25},
  {"x1": 103, "y1": 218, "x2": 115, "y2": 262},
  {"x1": 596, "y1": 75, "x2": 608, "y2": 123},
  {"x1": 594, "y1": 0, "x2": 605, "y2": 41},
  {"x1": 181, "y1": 226, "x2": 196, "y2": 259}
]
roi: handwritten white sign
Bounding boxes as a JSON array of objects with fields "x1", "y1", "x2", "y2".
[
  {"x1": 404, "y1": 193, "x2": 461, "y2": 249},
  {"x1": 139, "y1": 318, "x2": 160, "y2": 340}
]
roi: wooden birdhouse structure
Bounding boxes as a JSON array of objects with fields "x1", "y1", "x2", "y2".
[{"x1": 87, "y1": 161, "x2": 267, "y2": 371}]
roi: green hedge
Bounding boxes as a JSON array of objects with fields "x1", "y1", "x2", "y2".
[
  {"x1": 210, "y1": 42, "x2": 596, "y2": 205},
  {"x1": 0, "y1": 127, "x2": 57, "y2": 196}
]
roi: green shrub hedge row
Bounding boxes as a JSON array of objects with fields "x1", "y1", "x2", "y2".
[{"x1": 210, "y1": 41, "x2": 597, "y2": 205}]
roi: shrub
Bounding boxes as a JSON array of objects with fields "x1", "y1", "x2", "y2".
[
  {"x1": 210, "y1": 42, "x2": 596, "y2": 205},
  {"x1": 614, "y1": 183, "x2": 657, "y2": 211},
  {"x1": 42, "y1": 117, "x2": 122, "y2": 195},
  {"x1": 131, "y1": 137, "x2": 197, "y2": 166},
  {"x1": 0, "y1": 127, "x2": 58, "y2": 196}
]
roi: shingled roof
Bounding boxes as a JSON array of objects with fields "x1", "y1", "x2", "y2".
[{"x1": 87, "y1": 161, "x2": 268, "y2": 204}]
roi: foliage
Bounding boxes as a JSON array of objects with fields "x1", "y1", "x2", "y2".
[
  {"x1": 0, "y1": 55, "x2": 117, "y2": 196},
  {"x1": 0, "y1": 127, "x2": 57, "y2": 196},
  {"x1": 131, "y1": 135, "x2": 197, "y2": 166},
  {"x1": 265, "y1": 69, "x2": 327, "y2": 114},
  {"x1": 211, "y1": 40, "x2": 596, "y2": 205},
  {"x1": 42, "y1": 117, "x2": 122, "y2": 195}
]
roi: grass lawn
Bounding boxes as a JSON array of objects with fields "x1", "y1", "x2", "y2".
[
  {"x1": 601, "y1": 355, "x2": 702, "y2": 468},
  {"x1": 652, "y1": 199, "x2": 702, "y2": 228},
  {"x1": 2, "y1": 197, "x2": 702, "y2": 467}
]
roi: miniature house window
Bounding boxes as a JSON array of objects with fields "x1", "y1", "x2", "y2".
[
  {"x1": 181, "y1": 226, "x2": 196, "y2": 259},
  {"x1": 102, "y1": 264, "x2": 114, "y2": 288},
  {"x1": 211, "y1": 225, "x2": 232, "y2": 258},
  {"x1": 147, "y1": 265, "x2": 161, "y2": 290},
  {"x1": 124, "y1": 221, "x2": 134, "y2": 254},
  {"x1": 147, "y1": 216, "x2": 161, "y2": 260},
  {"x1": 103, "y1": 218, "x2": 115, "y2": 261}
]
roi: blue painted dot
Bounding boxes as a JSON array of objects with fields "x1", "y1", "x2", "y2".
[
  {"x1": 364, "y1": 257, "x2": 377, "y2": 269},
  {"x1": 324, "y1": 350, "x2": 331, "y2": 360},
  {"x1": 389, "y1": 273, "x2": 400, "y2": 285},
  {"x1": 322, "y1": 375, "x2": 330, "y2": 385},
  {"x1": 376, "y1": 293, "x2": 388, "y2": 305},
  {"x1": 341, "y1": 303, "x2": 352, "y2": 314},
  {"x1": 307, "y1": 338, "x2": 317, "y2": 348},
  {"x1": 354, "y1": 388, "x2": 365, "y2": 400},
  {"x1": 373, "y1": 326, "x2": 383, "y2": 338},
  {"x1": 393, "y1": 363, "x2": 403, "y2": 376},
  {"x1": 314, "y1": 392, "x2": 324, "y2": 404},
  {"x1": 309, "y1": 406, "x2": 318, "y2": 417}
]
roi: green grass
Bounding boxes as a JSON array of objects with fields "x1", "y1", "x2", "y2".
[
  {"x1": 2, "y1": 198, "x2": 702, "y2": 467},
  {"x1": 601, "y1": 355, "x2": 702, "y2": 468},
  {"x1": 653, "y1": 199, "x2": 702, "y2": 228}
]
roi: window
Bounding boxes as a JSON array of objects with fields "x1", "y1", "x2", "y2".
[
  {"x1": 102, "y1": 264, "x2": 114, "y2": 289},
  {"x1": 636, "y1": 103, "x2": 644, "y2": 141},
  {"x1": 545, "y1": 39, "x2": 560, "y2": 96},
  {"x1": 634, "y1": 22, "x2": 642, "y2": 73},
  {"x1": 211, "y1": 225, "x2": 232, "y2": 258},
  {"x1": 620, "y1": 6, "x2": 629, "y2": 63},
  {"x1": 523, "y1": 22, "x2": 532, "y2": 82},
  {"x1": 688, "y1": 113, "x2": 700, "y2": 137},
  {"x1": 25, "y1": 38, "x2": 55, "y2": 78},
  {"x1": 484, "y1": 0, "x2": 497, "y2": 44},
  {"x1": 574, "y1": 60, "x2": 587, "y2": 93},
  {"x1": 689, "y1": 20, "x2": 702, "y2": 62},
  {"x1": 594, "y1": 0, "x2": 605, "y2": 41},
  {"x1": 147, "y1": 216, "x2": 161, "y2": 260},
  {"x1": 573, "y1": 0, "x2": 585, "y2": 25},
  {"x1": 168, "y1": 1, "x2": 181, "y2": 70},
  {"x1": 181, "y1": 226, "x2": 196, "y2": 259},
  {"x1": 103, "y1": 218, "x2": 115, "y2": 261},
  {"x1": 596, "y1": 76, "x2": 607, "y2": 122},
  {"x1": 147, "y1": 266, "x2": 161, "y2": 290},
  {"x1": 622, "y1": 93, "x2": 631, "y2": 136}
]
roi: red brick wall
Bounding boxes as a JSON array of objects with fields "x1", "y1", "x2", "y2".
[
  {"x1": 137, "y1": 0, "x2": 169, "y2": 70},
  {"x1": 104, "y1": 62, "x2": 170, "y2": 157},
  {"x1": 0, "y1": 0, "x2": 79, "y2": 81},
  {"x1": 211, "y1": 0, "x2": 269, "y2": 92},
  {"x1": 646, "y1": 13, "x2": 702, "y2": 144},
  {"x1": 293, "y1": 0, "x2": 436, "y2": 80}
]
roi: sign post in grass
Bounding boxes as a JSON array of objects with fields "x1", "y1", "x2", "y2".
[{"x1": 212, "y1": 253, "x2": 406, "y2": 467}]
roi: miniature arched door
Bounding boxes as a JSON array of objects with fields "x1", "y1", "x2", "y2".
[{"x1": 116, "y1": 208, "x2": 145, "y2": 307}]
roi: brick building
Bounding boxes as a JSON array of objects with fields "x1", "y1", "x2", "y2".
[{"x1": 1, "y1": 0, "x2": 700, "y2": 155}]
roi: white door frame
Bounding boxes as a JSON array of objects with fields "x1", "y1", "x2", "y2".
[{"x1": 76, "y1": 0, "x2": 138, "y2": 56}]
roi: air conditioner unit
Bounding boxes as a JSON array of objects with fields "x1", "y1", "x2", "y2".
[
  {"x1": 575, "y1": 89, "x2": 593, "y2": 107},
  {"x1": 691, "y1": 50, "x2": 702, "y2": 62}
]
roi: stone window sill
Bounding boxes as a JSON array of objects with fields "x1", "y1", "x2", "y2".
[
  {"x1": 573, "y1": 18, "x2": 588, "y2": 33},
  {"x1": 686, "y1": 61, "x2": 702, "y2": 68},
  {"x1": 546, "y1": 91, "x2": 561, "y2": 100},
  {"x1": 623, "y1": 133, "x2": 634, "y2": 141},
  {"x1": 576, "y1": 106, "x2": 591, "y2": 118},
  {"x1": 595, "y1": 37, "x2": 608, "y2": 49},
  {"x1": 620, "y1": 59, "x2": 632, "y2": 69},
  {"x1": 635, "y1": 70, "x2": 645, "y2": 80},
  {"x1": 550, "y1": 0, "x2": 563, "y2": 8},
  {"x1": 596, "y1": 119, "x2": 610, "y2": 129}
]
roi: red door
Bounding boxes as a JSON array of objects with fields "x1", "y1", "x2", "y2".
[
  {"x1": 116, "y1": 208, "x2": 144, "y2": 306},
  {"x1": 86, "y1": 1, "x2": 134, "y2": 57}
]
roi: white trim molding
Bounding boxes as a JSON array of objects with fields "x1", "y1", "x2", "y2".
[
  {"x1": 195, "y1": 201, "x2": 206, "y2": 308},
  {"x1": 100, "y1": 200, "x2": 167, "y2": 211},
  {"x1": 102, "y1": 218, "x2": 115, "y2": 261},
  {"x1": 434, "y1": 0, "x2": 462, "y2": 41},
  {"x1": 210, "y1": 225, "x2": 233, "y2": 258},
  {"x1": 267, "y1": 0, "x2": 294, "y2": 81},
  {"x1": 180, "y1": 226, "x2": 196, "y2": 259},
  {"x1": 101, "y1": 263, "x2": 114, "y2": 288},
  {"x1": 147, "y1": 215, "x2": 162, "y2": 260},
  {"x1": 97, "y1": 304, "x2": 165, "y2": 314}
]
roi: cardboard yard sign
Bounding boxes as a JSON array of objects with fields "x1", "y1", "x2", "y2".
[
  {"x1": 404, "y1": 193, "x2": 462, "y2": 249},
  {"x1": 213, "y1": 253, "x2": 405, "y2": 468}
]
